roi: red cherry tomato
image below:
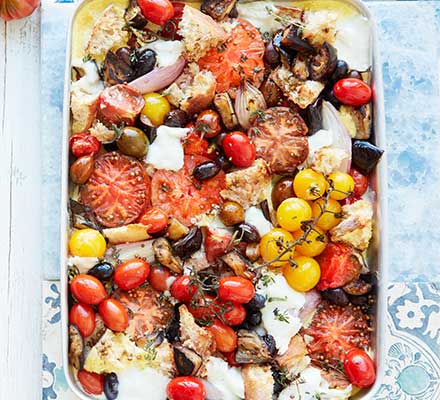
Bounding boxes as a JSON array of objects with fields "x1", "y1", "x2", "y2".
[
  {"x1": 167, "y1": 376, "x2": 206, "y2": 400},
  {"x1": 69, "y1": 303, "x2": 96, "y2": 337},
  {"x1": 344, "y1": 348, "x2": 376, "y2": 388},
  {"x1": 350, "y1": 168, "x2": 369, "y2": 197},
  {"x1": 98, "y1": 298, "x2": 129, "y2": 332},
  {"x1": 218, "y1": 276, "x2": 255, "y2": 304},
  {"x1": 77, "y1": 370, "x2": 104, "y2": 395},
  {"x1": 138, "y1": 0, "x2": 175, "y2": 26},
  {"x1": 182, "y1": 131, "x2": 210, "y2": 157},
  {"x1": 70, "y1": 274, "x2": 107, "y2": 305},
  {"x1": 114, "y1": 258, "x2": 150, "y2": 291},
  {"x1": 138, "y1": 207, "x2": 169, "y2": 234},
  {"x1": 224, "y1": 351, "x2": 240, "y2": 367},
  {"x1": 187, "y1": 295, "x2": 220, "y2": 321},
  {"x1": 222, "y1": 131, "x2": 256, "y2": 168},
  {"x1": 195, "y1": 110, "x2": 222, "y2": 139},
  {"x1": 207, "y1": 320, "x2": 238, "y2": 352},
  {"x1": 149, "y1": 265, "x2": 172, "y2": 292},
  {"x1": 170, "y1": 275, "x2": 197, "y2": 302},
  {"x1": 161, "y1": 2, "x2": 185, "y2": 40},
  {"x1": 69, "y1": 134, "x2": 101, "y2": 158},
  {"x1": 333, "y1": 78, "x2": 372, "y2": 106},
  {"x1": 223, "y1": 303, "x2": 246, "y2": 326}
]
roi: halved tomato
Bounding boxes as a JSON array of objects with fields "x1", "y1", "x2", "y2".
[
  {"x1": 182, "y1": 131, "x2": 210, "y2": 157},
  {"x1": 151, "y1": 155, "x2": 225, "y2": 225},
  {"x1": 204, "y1": 227, "x2": 232, "y2": 263},
  {"x1": 81, "y1": 152, "x2": 150, "y2": 228},
  {"x1": 198, "y1": 19, "x2": 265, "y2": 94}
]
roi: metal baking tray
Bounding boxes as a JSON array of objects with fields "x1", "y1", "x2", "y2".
[{"x1": 60, "y1": 1, "x2": 388, "y2": 398}]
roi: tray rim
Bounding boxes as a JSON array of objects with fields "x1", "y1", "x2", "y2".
[{"x1": 60, "y1": 1, "x2": 388, "y2": 398}]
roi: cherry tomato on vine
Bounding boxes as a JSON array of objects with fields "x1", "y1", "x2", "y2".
[
  {"x1": 69, "y1": 133, "x2": 101, "y2": 158},
  {"x1": 98, "y1": 298, "x2": 129, "y2": 332},
  {"x1": 344, "y1": 348, "x2": 376, "y2": 388},
  {"x1": 69, "y1": 303, "x2": 96, "y2": 337},
  {"x1": 138, "y1": 207, "x2": 169, "y2": 234},
  {"x1": 148, "y1": 265, "x2": 172, "y2": 292},
  {"x1": 276, "y1": 197, "x2": 312, "y2": 232},
  {"x1": 114, "y1": 258, "x2": 150, "y2": 291},
  {"x1": 312, "y1": 198, "x2": 343, "y2": 231},
  {"x1": 222, "y1": 131, "x2": 256, "y2": 168},
  {"x1": 218, "y1": 276, "x2": 255, "y2": 304},
  {"x1": 259, "y1": 228, "x2": 295, "y2": 268},
  {"x1": 293, "y1": 227, "x2": 328, "y2": 257},
  {"x1": 77, "y1": 370, "x2": 104, "y2": 395},
  {"x1": 70, "y1": 274, "x2": 107, "y2": 305},
  {"x1": 138, "y1": 0, "x2": 175, "y2": 26},
  {"x1": 283, "y1": 256, "x2": 321, "y2": 292},
  {"x1": 350, "y1": 168, "x2": 369, "y2": 197},
  {"x1": 294, "y1": 169, "x2": 328, "y2": 200},
  {"x1": 333, "y1": 78, "x2": 372, "y2": 106},
  {"x1": 170, "y1": 275, "x2": 197, "y2": 302},
  {"x1": 167, "y1": 376, "x2": 206, "y2": 400},
  {"x1": 328, "y1": 172, "x2": 355, "y2": 200},
  {"x1": 195, "y1": 110, "x2": 222, "y2": 139},
  {"x1": 161, "y1": 2, "x2": 185, "y2": 40},
  {"x1": 207, "y1": 319, "x2": 238, "y2": 352},
  {"x1": 223, "y1": 303, "x2": 246, "y2": 326}
]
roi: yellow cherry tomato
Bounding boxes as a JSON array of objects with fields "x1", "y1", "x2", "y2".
[
  {"x1": 293, "y1": 227, "x2": 328, "y2": 257},
  {"x1": 294, "y1": 168, "x2": 328, "y2": 200},
  {"x1": 260, "y1": 228, "x2": 295, "y2": 268},
  {"x1": 276, "y1": 198, "x2": 312, "y2": 232},
  {"x1": 141, "y1": 93, "x2": 171, "y2": 126},
  {"x1": 69, "y1": 229, "x2": 106, "y2": 258},
  {"x1": 283, "y1": 256, "x2": 321, "y2": 292},
  {"x1": 312, "y1": 198, "x2": 343, "y2": 231},
  {"x1": 328, "y1": 172, "x2": 355, "y2": 200}
]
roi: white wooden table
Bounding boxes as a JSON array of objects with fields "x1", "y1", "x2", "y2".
[{"x1": 0, "y1": 11, "x2": 42, "y2": 400}]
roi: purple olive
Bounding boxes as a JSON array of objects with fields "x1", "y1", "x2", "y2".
[
  {"x1": 264, "y1": 41, "x2": 280, "y2": 67},
  {"x1": 193, "y1": 161, "x2": 221, "y2": 181},
  {"x1": 322, "y1": 288, "x2": 349, "y2": 306}
]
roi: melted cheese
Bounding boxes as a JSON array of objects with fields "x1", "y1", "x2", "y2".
[
  {"x1": 145, "y1": 126, "x2": 189, "y2": 171},
  {"x1": 71, "y1": 60, "x2": 103, "y2": 95},
  {"x1": 245, "y1": 207, "x2": 273, "y2": 236},
  {"x1": 257, "y1": 273, "x2": 305, "y2": 354},
  {"x1": 237, "y1": 1, "x2": 281, "y2": 34},
  {"x1": 118, "y1": 368, "x2": 170, "y2": 400},
  {"x1": 147, "y1": 40, "x2": 183, "y2": 67},
  {"x1": 279, "y1": 367, "x2": 352, "y2": 400},
  {"x1": 206, "y1": 357, "x2": 245, "y2": 400}
]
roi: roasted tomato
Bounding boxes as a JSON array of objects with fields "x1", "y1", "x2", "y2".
[
  {"x1": 204, "y1": 227, "x2": 232, "y2": 263},
  {"x1": 160, "y1": 2, "x2": 185, "y2": 39},
  {"x1": 170, "y1": 275, "x2": 197, "y2": 303},
  {"x1": 333, "y1": 78, "x2": 372, "y2": 107},
  {"x1": 195, "y1": 110, "x2": 222, "y2": 139},
  {"x1": 69, "y1": 134, "x2": 101, "y2": 158},
  {"x1": 70, "y1": 274, "x2": 107, "y2": 305},
  {"x1": 77, "y1": 370, "x2": 104, "y2": 395},
  {"x1": 182, "y1": 131, "x2": 210, "y2": 157},
  {"x1": 69, "y1": 303, "x2": 96, "y2": 338},
  {"x1": 81, "y1": 152, "x2": 150, "y2": 228},
  {"x1": 138, "y1": 0, "x2": 175, "y2": 26},
  {"x1": 138, "y1": 207, "x2": 169, "y2": 234},
  {"x1": 315, "y1": 243, "x2": 362, "y2": 291},
  {"x1": 114, "y1": 258, "x2": 150, "y2": 291},
  {"x1": 223, "y1": 302, "x2": 246, "y2": 326},
  {"x1": 148, "y1": 265, "x2": 172, "y2": 292},
  {"x1": 198, "y1": 19, "x2": 265, "y2": 94},
  {"x1": 187, "y1": 295, "x2": 220, "y2": 322},
  {"x1": 350, "y1": 168, "x2": 369, "y2": 197},
  {"x1": 303, "y1": 303, "x2": 371, "y2": 365},
  {"x1": 222, "y1": 131, "x2": 256, "y2": 168},
  {"x1": 248, "y1": 107, "x2": 308, "y2": 174},
  {"x1": 98, "y1": 298, "x2": 129, "y2": 332},
  {"x1": 207, "y1": 319, "x2": 238, "y2": 352},
  {"x1": 218, "y1": 276, "x2": 255, "y2": 304},
  {"x1": 98, "y1": 84, "x2": 145, "y2": 125},
  {"x1": 151, "y1": 155, "x2": 225, "y2": 225},
  {"x1": 167, "y1": 376, "x2": 206, "y2": 400},
  {"x1": 344, "y1": 348, "x2": 376, "y2": 388}
]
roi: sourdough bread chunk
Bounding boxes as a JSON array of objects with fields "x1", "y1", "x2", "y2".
[
  {"x1": 165, "y1": 63, "x2": 216, "y2": 116},
  {"x1": 85, "y1": 5, "x2": 129, "y2": 63},
  {"x1": 242, "y1": 365, "x2": 274, "y2": 400},
  {"x1": 89, "y1": 120, "x2": 116, "y2": 143},
  {"x1": 310, "y1": 147, "x2": 350, "y2": 176},
  {"x1": 178, "y1": 5, "x2": 227, "y2": 62}
]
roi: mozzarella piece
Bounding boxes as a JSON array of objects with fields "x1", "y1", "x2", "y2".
[
  {"x1": 71, "y1": 60, "x2": 103, "y2": 95},
  {"x1": 279, "y1": 367, "x2": 352, "y2": 400},
  {"x1": 206, "y1": 357, "x2": 245, "y2": 400},
  {"x1": 118, "y1": 368, "x2": 170, "y2": 400},
  {"x1": 245, "y1": 207, "x2": 272, "y2": 236},
  {"x1": 147, "y1": 40, "x2": 184, "y2": 67},
  {"x1": 145, "y1": 126, "x2": 189, "y2": 171},
  {"x1": 237, "y1": 1, "x2": 281, "y2": 34},
  {"x1": 257, "y1": 273, "x2": 305, "y2": 354}
]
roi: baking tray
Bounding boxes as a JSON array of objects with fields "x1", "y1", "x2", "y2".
[{"x1": 60, "y1": 1, "x2": 388, "y2": 398}]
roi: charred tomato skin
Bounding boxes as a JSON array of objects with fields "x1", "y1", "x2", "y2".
[
  {"x1": 344, "y1": 348, "x2": 376, "y2": 388},
  {"x1": 166, "y1": 376, "x2": 206, "y2": 400}
]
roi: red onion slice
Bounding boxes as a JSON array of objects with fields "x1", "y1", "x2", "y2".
[{"x1": 128, "y1": 57, "x2": 186, "y2": 94}]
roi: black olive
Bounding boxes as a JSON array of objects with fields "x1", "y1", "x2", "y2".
[
  {"x1": 264, "y1": 41, "x2": 280, "y2": 67},
  {"x1": 104, "y1": 373, "x2": 119, "y2": 400},
  {"x1": 116, "y1": 47, "x2": 132, "y2": 67},
  {"x1": 236, "y1": 223, "x2": 260, "y2": 243},
  {"x1": 321, "y1": 288, "x2": 349, "y2": 306},
  {"x1": 166, "y1": 304, "x2": 181, "y2": 343},
  {"x1": 331, "y1": 60, "x2": 349, "y2": 83},
  {"x1": 193, "y1": 161, "x2": 221, "y2": 181},
  {"x1": 132, "y1": 49, "x2": 156, "y2": 79},
  {"x1": 272, "y1": 367, "x2": 284, "y2": 394},
  {"x1": 259, "y1": 200, "x2": 271, "y2": 222},
  {"x1": 309, "y1": 42, "x2": 338, "y2": 81},
  {"x1": 215, "y1": 152, "x2": 232, "y2": 172},
  {"x1": 164, "y1": 110, "x2": 188, "y2": 128},
  {"x1": 103, "y1": 142, "x2": 119, "y2": 152},
  {"x1": 245, "y1": 293, "x2": 266, "y2": 310},
  {"x1": 136, "y1": 114, "x2": 157, "y2": 143},
  {"x1": 305, "y1": 99, "x2": 322, "y2": 135},
  {"x1": 347, "y1": 69, "x2": 363, "y2": 80},
  {"x1": 172, "y1": 227, "x2": 203, "y2": 259},
  {"x1": 88, "y1": 262, "x2": 114, "y2": 281},
  {"x1": 246, "y1": 310, "x2": 262, "y2": 327},
  {"x1": 322, "y1": 87, "x2": 341, "y2": 109},
  {"x1": 352, "y1": 140, "x2": 384, "y2": 175},
  {"x1": 350, "y1": 295, "x2": 368, "y2": 306},
  {"x1": 272, "y1": 31, "x2": 295, "y2": 65},
  {"x1": 262, "y1": 334, "x2": 277, "y2": 356}
]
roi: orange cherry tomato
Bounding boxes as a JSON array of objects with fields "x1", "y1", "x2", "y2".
[
  {"x1": 70, "y1": 274, "x2": 107, "y2": 305},
  {"x1": 218, "y1": 276, "x2": 255, "y2": 304},
  {"x1": 114, "y1": 258, "x2": 150, "y2": 291},
  {"x1": 148, "y1": 265, "x2": 172, "y2": 292},
  {"x1": 77, "y1": 370, "x2": 104, "y2": 395},
  {"x1": 138, "y1": 207, "x2": 169, "y2": 234},
  {"x1": 69, "y1": 303, "x2": 96, "y2": 337},
  {"x1": 207, "y1": 319, "x2": 238, "y2": 352},
  {"x1": 98, "y1": 298, "x2": 129, "y2": 332},
  {"x1": 167, "y1": 376, "x2": 206, "y2": 400},
  {"x1": 344, "y1": 348, "x2": 376, "y2": 388}
]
